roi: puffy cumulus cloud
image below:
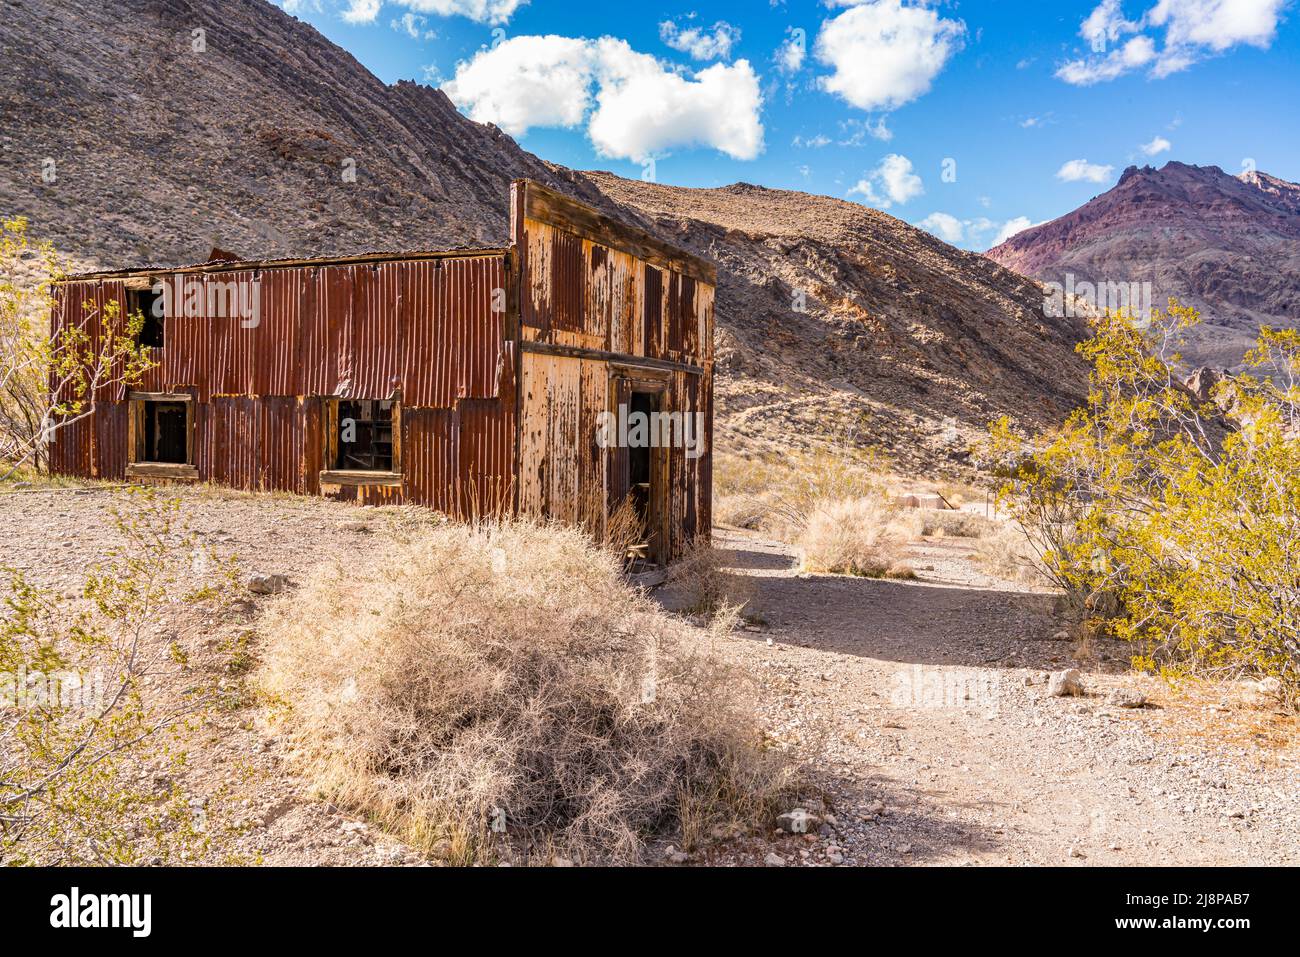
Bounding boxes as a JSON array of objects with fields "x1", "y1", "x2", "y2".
[
  {"x1": 848, "y1": 153, "x2": 924, "y2": 209},
  {"x1": 1057, "y1": 0, "x2": 1286, "y2": 84},
  {"x1": 394, "y1": 0, "x2": 529, "y2": 26},
  {"x1": 587, "y1": 39, "x2": 763, "y2": 162},
  {"x1": 342, "y1": 0, "x2": 381, "y2": 22},
  {"x1": 1149, "y1": 0, "x2": 1285, "y2": 50},
  {"x1": 990, "y1": 216, "x2": 1036, "y2": 247},
  {"x1": 918, "y1": 212, "x2": 964, "y2": 243},
  {"x1": 443, "y1": 35, "x2": 763, "y2": 163},
  {"x1": 814, "y1": 0, "x2": 965, "y2": 112},
  {"x1": 1057, "y1": 159, "x2": 1115, "y2": 183},
  {"x1": 1141, "y1": 135, "x2": 1172, "y2": 155},
  {"x1": 442, "y1": 35, "x2": 595, "y2": 136},
  {"x1": 659, "y1": 20, "x2": 740, "y2": 61}
]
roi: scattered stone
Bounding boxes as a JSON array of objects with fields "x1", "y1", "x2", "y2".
[
  {"x1": 1068, "y1": 846, "x2": 1085, "y2": 859},
  {"x1": 662, "y1": 845, "x2": 689, "y2": 864},
  {"x1": 1052, "y1": 630, "x2": 1072, "y2": 641},
  {"x1": 776, "y1": 808, "x2": 821, "y2": 834},
  {"x1": 247, "y1": 573, "x2": 289, "y2": 595},
  {"x1": 764, "y1": 852, "x2": 787, "y2": 867},
  {"x1": 1107, "y1": 689, "x2": 1148, "y2": 709},
  {"x1": 340, "y1": 520, "x2": 371, "y2": 533},
  {"x1": 1048, "y1": 669, "x2": 1085, "y2": 697}
]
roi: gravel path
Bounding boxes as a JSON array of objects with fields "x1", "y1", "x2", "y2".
[{"x1": 684, "y1": 528, "x2": 1298, "y2": 867}]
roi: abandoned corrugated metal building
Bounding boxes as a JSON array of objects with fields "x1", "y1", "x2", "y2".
[{"x1": 50, "y1": 180, "x2": 715, "y2": 562}]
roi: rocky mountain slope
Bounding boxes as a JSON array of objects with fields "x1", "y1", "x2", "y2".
[
  {"x1": 987, "y1": 162, "x2": 1300, "y2": 370},
  {"x1": 587, "y1": 175, "x2": 1088, "y2": 471},
  {"x1": 0, "y1": 0, "x2": 1089, "y2": 475}
]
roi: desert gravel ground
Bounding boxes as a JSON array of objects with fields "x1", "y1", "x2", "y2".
[
  {"x1": 2, "y1": 485, "x2": 1295, "y2": 866},
  {"x1": 680, "y1": 529, "x2": 1299, "y2": 867}
]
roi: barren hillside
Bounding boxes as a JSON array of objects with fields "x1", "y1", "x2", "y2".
[
  {"x1": 587, "y1": 175, "x2": 1089, "y2": 471},
  {"x1": 0, "y1": 0, "x2": 1089, "y2": 474}
]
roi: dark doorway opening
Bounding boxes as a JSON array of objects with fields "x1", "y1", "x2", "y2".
[
  {"x1": 142, "y1": 401, "x2": 188, "y2": 464},
  {"x1": 628, "y1": 390, "x2": 657, "y2": 541},
  {"x1": 335, "y1": 399, "x2": 395, "y2": 471}
]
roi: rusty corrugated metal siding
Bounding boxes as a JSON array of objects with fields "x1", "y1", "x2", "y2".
[
  {"x1": 49, "y1": 181, "x2": 714, "y2": 560},
  {"x1": 51, "y1": 252, "x2": 515, "y2": 517}
]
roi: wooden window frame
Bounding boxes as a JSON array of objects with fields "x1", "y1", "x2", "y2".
[
  {"x1": 319, "y1": 392, "x2": 404, "y2": 488},
  {"x1": 126, "y1": 391, "x2": 198, "y2": 481}
]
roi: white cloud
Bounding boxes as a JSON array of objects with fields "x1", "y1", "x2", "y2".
[
  {"x1": 342, "y1": 0, "x2": 381, "y2": 23},
  {"x1": 776, "y1": 34, "x2": 806, "y2": 73},
  {"x1": 443, "y1": 35, "x2": 764, "y2": 163},
  {"x1": 1057, "y1": 159, "x2": 1115, "y2": 183},
  {"x1": 587, "y1": 39, "x2": 763, "y2": 162},
  {"x1": 393, "y1": 0, "x2": 529, "y2": 25},
  {"x1": 1080, "y1": 0, "x2": 1142, "y2": 47},
  {"x1": 391, "y1": 12, "x2": 437, "y2": 38},
  {"x1": 919, "y1": 212, "x2": 964, "y2": 243},
  {"x1": 659, "y1": 20, "x2": 739, "y2": 61},
  {"x1": 443, "y1": 35, "x2": 594, "y2": 136},
  {"x1": 839, "y1": 116, "x2": 893, "y2": 144},
  {"x1": 793, "y1": 133, "x2": 832, "y2": 148},
  {"x1": 1056, "y1": 34, "x2": 1155, "y2": 84},
  {"x1": 1149, "y1": 0, "x2": 1285, "y2": 50},
  {"x1": 990, "y1": 216, "x2": 1036, "y2": 246},
  {"x1": 814, "y1": 0, "x2": 965, "y2": 111},
  {"x1": 849, "y1": 153, "x2": 924, "y2": 208},
  {"x1": 1140, "y1": 135, "x2": 1172, "y2": 155},
  {"x1": 1058, "y1": 0, "x2": 1286, "y2": 84},
  {"x1": 916, "y1": 213, "x2": 1039, "y2": 248}
]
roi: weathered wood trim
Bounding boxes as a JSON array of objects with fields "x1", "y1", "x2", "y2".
[
  {"x1": 128, "y1": 391, "x2": 192, "y2": 403},
  {"x1": 514, "y1": 179, "x2": 717, "y2": 286},
  {"x1": 521, "y1": 339, "x2": 706, "y2": 377},
  {"x1": 126, "y1": 462, "x2": 199, "y2": 481},
  {"x1": 319, "y1": 470, "x2": 403, "y2": 488}
]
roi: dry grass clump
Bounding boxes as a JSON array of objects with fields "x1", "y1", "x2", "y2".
[
  {"x1": 973, "y1": 522, "x2": 1053, "y2": 587},
  {"x1": 258, "y1": 518, "x2": 794, "y2": 864},
  {"x1": 797, "y1": 496, "x2": 915, "y2": 578}
]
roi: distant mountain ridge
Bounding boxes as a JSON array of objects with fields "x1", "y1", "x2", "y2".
[
  {"x1": 0, "y1": 0, "x2": 1090, "y2": 476},
  {"x1": 987, "y1": 161, "x2": 1300, "y2": 369}
]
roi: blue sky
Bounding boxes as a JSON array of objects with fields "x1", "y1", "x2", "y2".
[{"x1": 276, "y1": 0, "x2": 1300, "y2": 250}]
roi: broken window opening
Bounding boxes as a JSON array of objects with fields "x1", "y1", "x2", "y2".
[
  {"x1": 141, "y1": 401, "x2": 188, "y2": 464},
  {"x1": 127, "y1": 287, "x2": 165, "y2": 348},
  {"x1": 335, "y1": 399, "x2": 395, "y2": 472}
]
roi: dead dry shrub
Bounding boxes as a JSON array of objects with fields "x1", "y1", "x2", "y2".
[
  {"x1": 797, "y1": 496, "x2": 914, "y2": 578},
  {"x1": 667, "y1": 536, "x2": 755, "y2": 621},
  {"x1": 258, "y1": 519, "x2": 795, "y2": 864}
]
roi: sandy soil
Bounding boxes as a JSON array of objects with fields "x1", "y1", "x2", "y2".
[{"x1": 2, "y1": 485, "x2": 1294, "y2": 866}]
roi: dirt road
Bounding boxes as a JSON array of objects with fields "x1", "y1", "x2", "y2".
[{"x1": 691, "y1": 528, "x2": 1298, "y2": 866}]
